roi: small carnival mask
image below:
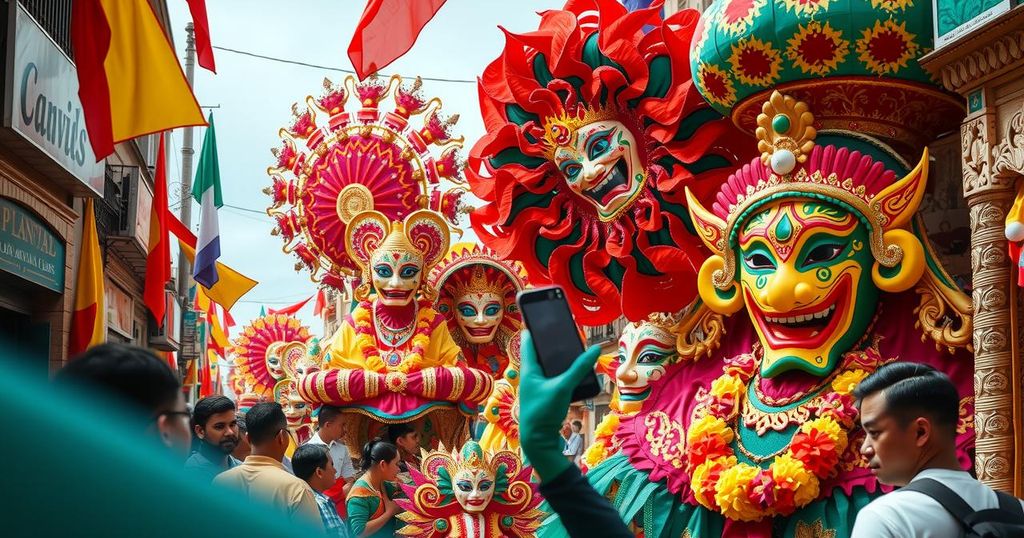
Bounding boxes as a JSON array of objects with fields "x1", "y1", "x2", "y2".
[
  {"x1": 736, "y1": 201, "x2": 878, "y2": 376},
  {"x1": 455, "y1": 292, "x2": 504, "y2": 344},
  {"x1": 615, "y1": 317, "x2": 678, "y2": 411},
  {"x1": 370, "y1": 247, "x2": 425, "y2": 307},
  {"x1": 549, "y1": 118, "x2": 645, "y2": 222},
  {"x1": 277, "y1": 382, "x2": 310, "y2": 429},
  {"x1": 453, "y1": 466, "x2": 496, "y2": 513},
  {"x1": 265, "y1": 342, "x2": 287, "y2": 381}
]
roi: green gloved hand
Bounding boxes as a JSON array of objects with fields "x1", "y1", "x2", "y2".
[{"x1": 518, "y1": 329, "x2": 602, "y2": 482}]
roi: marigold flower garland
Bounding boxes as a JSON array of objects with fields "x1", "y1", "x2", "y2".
[
  {"x1": 351, "y1": 300, "x2": 437, "y2": 374},
  {"x1": 686, "y1": 349, "x2": 878, "y2": 521}
]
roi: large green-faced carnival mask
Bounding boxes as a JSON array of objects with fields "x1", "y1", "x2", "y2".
[
  {"x1": 736, "y1": 200, "x2": 878, "y2": 376},
  {"x1": 686, "y1": 92, "x2": 931, "y2": 378}
]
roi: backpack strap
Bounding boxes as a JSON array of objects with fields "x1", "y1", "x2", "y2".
[
  {"x1": 995, "y1": 491, "x2": 1024, "y2": 518},
  {"x1": 900, "y1": 478, "x2": 976, "y2": 533}
]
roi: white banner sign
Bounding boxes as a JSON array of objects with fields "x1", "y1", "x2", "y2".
[{"x1": 11, "y1": 5, "x2": 104, "y2": 194}]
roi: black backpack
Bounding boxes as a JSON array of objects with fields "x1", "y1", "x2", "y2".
[{"x1": 901, "y1": 478, "x2": 1024, "y2": 538}]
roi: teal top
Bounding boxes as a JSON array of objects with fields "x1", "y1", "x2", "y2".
[{"x1": 346, "y1": 477, "x2": 402, "y2": 538}]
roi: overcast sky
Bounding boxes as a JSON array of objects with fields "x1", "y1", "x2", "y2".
[{"x1": 163, "y1": 0, "x2": 562, "y2": 337}]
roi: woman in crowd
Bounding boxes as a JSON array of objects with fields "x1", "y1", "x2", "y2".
[{"x1": 346, "y1": 439, "x2": 403, "y2": 537}]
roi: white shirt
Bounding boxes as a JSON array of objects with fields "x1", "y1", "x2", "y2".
[
  {"x1": 851, "y1": 468, "x2": 1024, "y2": 537},
  {"x1": 306, "y1": 431, "x2": 356, "y2": 480}
]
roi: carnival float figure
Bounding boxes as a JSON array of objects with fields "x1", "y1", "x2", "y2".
[
  {"x1": 265, "y1": 74, "x2": 494, "y2": 454},
  {"x1": 466, "y1": 0, "x2": 752, "y2": 326},
  {"x1": 429, "y1": 243, "x2": 529, "y2": 452},
  {"x1": 297, "y1": 210, "x2": 494, "y2": 453},
  {"x1": 395, "y1": 440, "x2": 544, "y2": 537},
  {"x1": 471, "y1": 1, "x2": 977, "y2": 537},
  {"x1": 231, "y1": 314, "x2": 314, "y2": 451}
]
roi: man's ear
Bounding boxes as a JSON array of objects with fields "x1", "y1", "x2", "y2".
[
  {"x1": 913, "y1": 417, "x2": 932, "y2": 448},
  {"x1": 193, "y1": 424, "x2": 204, "y2": 439},
  {"x1": 157, "y1": 416, "x2": 173, "y2": 448}
]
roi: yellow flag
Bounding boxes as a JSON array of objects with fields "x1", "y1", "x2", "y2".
[{"x1": 178, "y1": 240, "x2": 257, "y2": 312}]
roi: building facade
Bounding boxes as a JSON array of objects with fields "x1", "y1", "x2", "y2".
[{"x1": 919, "y1": 0, "x2": 1024, "y2": 496}]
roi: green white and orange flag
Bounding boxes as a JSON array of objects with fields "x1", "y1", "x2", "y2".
[
  {"x1": 71, "y1": 0, "x2": 206, "y2": 160},
  {"x1": 69, "y1": 199, "x2": 106, "y2": 356}
]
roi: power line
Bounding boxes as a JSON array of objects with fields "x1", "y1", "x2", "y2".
[
  {"x1": 223, "y1": 203, "x2": 268, "y2": 215},
  {"x1": 212, "y1": 45, "x2": 477, "y2": 85}
]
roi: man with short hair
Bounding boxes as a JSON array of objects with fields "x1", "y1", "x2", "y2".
[
  {"x1": 306, "y1": 406, "x2": 356, "y2": 511},
  {"x1": 186, "y1": 395, "x2": 241, "y2": 480},
  {"x1": 53, "y1": 343, "x2": 191, "y2": 460},
  {"x1": 293, "y1": 444, "x2": 352, "y2": 538},
  {"x1": 213, "y1": 402, "x2": 320, "y2": 525},
  {"x1": 851, "y1": 362, "x2": 1024, "y2": 537},
  {"x1": 563, "y1": 420, "x2": 584, "y2": 466}
]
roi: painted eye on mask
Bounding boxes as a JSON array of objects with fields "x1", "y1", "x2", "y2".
[
  {"x1": 587, "y1": 133, "x2": 613, "y2": 160},
  {"x1": 637, "y1": 351, "x2": 663, "y2": 364},
  {"x1": 561, "y1": 162, "x2": 582, "y2": 181},
  {"x1": 374, "y1": 265, "x2": 393, "y2": 278},
  {"x1": 479, "y1": 480, "x2": 493, "y2": 492},
  {"x1": 744, "y1": 252, "x2": 776, "y2": 270},
  {"x1": 456, "y1": 480, "x2": 473, "y2": 492},
  {"x1": 483, "y1": 304, "x2": 501, "y2": 316},
  {"x1": 269, "y1": 357, "x2": 280, "y2": 367},
  {"x1": 802, "y1": 243, "x2": 844, "y2": 267},
  {"x1": 399, "y1": 265, "x2": 420, "y2": 279},
  {"x1": 459, "y1": 305, "x2": 477, "y2": 317}
]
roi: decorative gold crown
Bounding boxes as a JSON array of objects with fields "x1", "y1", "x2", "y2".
[
  {"x1": 644, "y1": 311, "x2": 684, "y2": 332},
  {"x1": 541, "y1": 105, "x2": 618, "y2": 159},
  {"x1": 455, "y1": 443, "x2": 499, "y2": 477},
  {"x1": 451, "y1": 265, "x2": 508, "y2": 298},
  {"x1": 376, "y1": 222, "x2": 421, "y2": 261}
]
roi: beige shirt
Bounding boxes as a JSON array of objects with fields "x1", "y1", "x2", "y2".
[{"x1": 214, "y1": 455, "x2": 320, "y2": 526}]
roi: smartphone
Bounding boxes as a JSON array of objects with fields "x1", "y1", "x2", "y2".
[{"x1": 517, "y1": 286, "x2": 601, "y2": 402}]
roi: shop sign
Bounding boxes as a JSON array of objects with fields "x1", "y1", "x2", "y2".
[
  {"x1": 0, "y1": 198, "x2": 65, "y2": 292},
  {"x1": 8, "y1": 5, "x2": 104, "y2": 194},
  {"x1": 933, "y1": 0, "x2": 1018, "y2": 49},
  {"x1": 105, "y1": 281, "x2": 133, "y2": 337}
]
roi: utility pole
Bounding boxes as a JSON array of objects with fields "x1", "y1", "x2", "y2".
[{"x1": 177, "y1": 23, "x2": 198, "y2": 398}]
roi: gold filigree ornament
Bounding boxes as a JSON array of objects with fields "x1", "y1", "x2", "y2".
[
  {"x1": 755, "y1": 91, "x2": 816, "y2": 176},
  {"x1": 675, "y1": 300, "x2": 725, "y2": 361},
  {"x1": 336, "y1": 183, "x2": 375, "y2": 224},
  {"x1": 541, "y1": 105, "x2": 618, "y2": 161}
]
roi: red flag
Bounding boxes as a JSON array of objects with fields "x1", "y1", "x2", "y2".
[
  {"x1": 347, "y1": 0, "x2": 447, "y2": 80},
  {"x1": 144, "y1": 133, "x2": 171, "y2": 327},
  {"x1": 268, "y1": 295, "x2": 313, "y2": 316},
  {"x1": 223, "y1": 308, "x2": 236, "y2": 329},
  {"x1": 185, "y1": 0, "x2": 216, "y2": 73},
  {"x1": 313, "y1": 288, "x2": 327, "y2": 317},
  {"x1": 199, "y1": 351, "x2": 213, "y2": 397}
]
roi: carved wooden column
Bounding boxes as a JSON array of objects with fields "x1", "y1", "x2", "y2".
[{"x1": 962, "y1": 111, "x2": 1016, "y2": 492}]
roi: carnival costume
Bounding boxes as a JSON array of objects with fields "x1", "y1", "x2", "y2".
[
  {"x1": 428, "y1": 243, "x2": 529, "y2": 452},
  {"x1": 395, "y1": 440, "x2": 543, "y2": 537},
  {"x1": 466, "y1": 0, "x2": 752, "y2": 325},
  {"x1": 468, "y1": 2, "x2": 978, "y2": 536},
  {"x1": 297, "y1": 210, "x2": 494, "y2": 453}
]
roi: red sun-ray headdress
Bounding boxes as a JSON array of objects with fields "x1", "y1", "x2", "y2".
[
  {"x1": 231, "y1": 313, "x2": 312, "y2": 399},
  {"x1": 467, "y1": 0, "x2": 753, "y2": 325}
]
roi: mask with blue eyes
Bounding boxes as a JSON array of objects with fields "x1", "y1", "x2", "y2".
[
  {"x1": 453, "y1": 467, "x2": 496, "y2": 513},
  {"x1": 370, "y1": 247, "x2": 425, "y2": 307},
  {"x1": 454, "y1": 292, "x2": 505, "y2": 345},
  {"x1": 552, "y1": 120, "x2": 646, "y2": 222}
]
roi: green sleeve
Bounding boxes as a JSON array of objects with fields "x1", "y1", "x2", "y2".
[{"x1": 346, "y1": 495, "x2": 378, "y2": 537}]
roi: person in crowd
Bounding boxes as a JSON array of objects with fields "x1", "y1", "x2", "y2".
[
  {"x1": 232, "y1": 413, "x2": 252, "y2": 461},
  {"x1": 564, "y1": 420, "x2": 584, "y2": 466},
  {"x1": 293, "y1": 444, "x2": 352, "y2": 538},
  {"x1": 386, "y1": 423, "x2": 421, "y2": 472},
  {"x1": 851, "y1": 362, "x2": 1024, "y2": 537},
  {"x1": 185, "y1": 395, "x2": 241, "y2": 480},
  {"x1": 53, "y1": 343, "x2": 192, "y2": 460},
  {"x1": 306, "y1": 406, "x2": 357, "y2": 513},
  {"x1": 559, "y1": 422, "x2": 571, "y2": 456},
  {"x1": 346, "y1": 439, "x2": 403, "y2": 538},
  {"x1": 213, "y1": 402, "x2": 320, "y2": 525},
  {"x1": 518, "y1": 331, "x2": 633, "y2": 537}
]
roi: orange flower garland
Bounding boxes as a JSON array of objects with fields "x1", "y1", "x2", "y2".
[
  {"x1": 686, "y1": 349, "x2": 879, "y2": 521},
  {"x1": 352, "y1": 300, "x2": 438, "y2": 374}
]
